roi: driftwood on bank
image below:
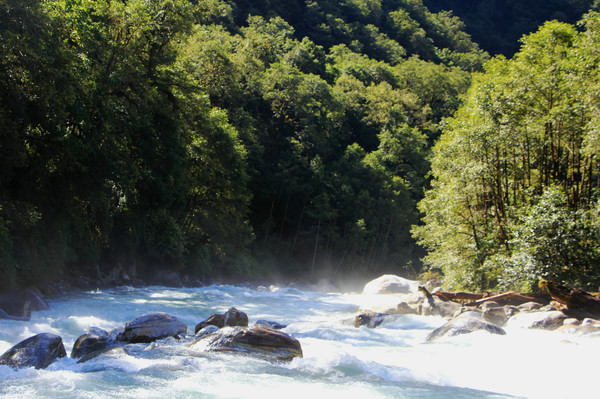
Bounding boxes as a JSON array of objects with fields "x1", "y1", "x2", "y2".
[
  {"x1": 539, "y1": 280, "x2": 600, "y2": 320},
  {"x1": 431, "y1": 289, "x2": 550, "y2": 307}
]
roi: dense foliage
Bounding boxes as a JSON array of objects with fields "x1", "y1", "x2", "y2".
[
  {"x1": 1, "y1": 0, "x2": 598, "y2": 291},
  {"x1": 424, "y1": 0, "x2": 597, "y2": 56},
  {"x1": 0, "y1": 0, "x2": 485, "y2": 288},
  {"x1": 414, "y1": 14, "x2": 600, "y2": 292}
]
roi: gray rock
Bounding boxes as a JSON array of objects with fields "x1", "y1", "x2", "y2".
[
  {"x1": 483, "y1": 307, "x2": 509, "y2": 327},
  {"x1": 427, "y1": 311, "x2": 506, "y2": 341},
  {"x1": 0, "y1": 333, "x2": 66, "y2": 369},
  {"x1": 118, "y1": 313, "x2": 187, "y2": 343},
  {"x1": 192, "y1": 324, "x2": 302, "y2": 361},
  {"x1": 255, "y1": 320, "x2": 287, "y2": 330},
  {"x1": 518, "y1": 302, "x2": 542, "y2": 312},
  {"x1": 71, "y1": 333, "x2": 114, "y2": 359},
  {"x1": 355, "y1": 311, "x2": 388, "y2": 328}
]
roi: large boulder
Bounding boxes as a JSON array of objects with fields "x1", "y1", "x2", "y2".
[
  {"x1": 0, "y1": 333, "x2": 66, "y2": 369},
  {"x1": 363, "y1": 274, "x2": 419, "y2": 295},
  {"x1": 427, "y1": 311, "x2": 506, "y2": 341},
  {"x1": 117, "y1": 313, "x2": 187, "y2": 343},
  {"x1": 195, "y1": 307, "x2": 249, "y2": 334},
  {"x1": 191, "y1": 324, "x2": 303, "y2": 361}
]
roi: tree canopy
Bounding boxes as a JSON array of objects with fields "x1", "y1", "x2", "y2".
[{"x1": 414, "y1": 14, "x2": 600, "y2": 292}]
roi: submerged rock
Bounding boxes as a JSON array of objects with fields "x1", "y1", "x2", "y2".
[
  {"x1": 192, "y1": 324, "x2": 302, "y2": 361},
  {"x1": 427, "y1": 311, "x2": 506, "y2": 341},
  {"x1": 355, "y1": 311, "x2": 388, "y2": 328},
  {"x1": 118, "y1": 313, "x2": 187, "y2": 343},
  {"x1": 255, "y1": 320, "x2": 287, "y2": 330},
  {"x1": 0, "y1": 333, "x2": 66, "y2": 369},
  {"x1": 363, "y1": 274, "x2": 418, "y2": 295}
]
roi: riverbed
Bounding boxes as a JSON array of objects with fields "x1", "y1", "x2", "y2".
[{"x1": 0, "y1": 284, "x2": 596, "y2": 398}]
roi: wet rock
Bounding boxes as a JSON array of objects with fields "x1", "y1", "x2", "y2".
[
  {"x1": 427, "y1": 311, "x2": 506, "y2": 341},
  {"x1": 195, "y1": 307, "x2": 249, "y2": 334},
  {"x1": 195, "y1": 314, "x2": 225, "y2": 333},
  {"x1": 118, "y1": 313, "x2": 187, "y2": 343},
  {"x1": 0, "y1": 333, "x2": 66, "y2": 369},
  {"x1": 363, "y1": 274, "x2": 419, "y2": 295},
  {"x1": 223, "y1": 307, "x2": 249, "y2": 327},
  {"x1": 192, "y1": 324, "x2": 302, "y2": 361},
  {"x1": 71, "y1": 329, "x2": 115, "y2": 360},
  {"x1": 509, "y1": 311, "x2": 568, "y2": 331},
  {"x1": 355, "y1": 311, "x2": 388, "y2": 328},
  {"x1": 256, "y1": 320, "x2": 287, "y2": 330}
]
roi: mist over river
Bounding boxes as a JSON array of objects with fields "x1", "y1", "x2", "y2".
[{"x1": 0, "y1": 284, "x2": 596, "y2": 398}]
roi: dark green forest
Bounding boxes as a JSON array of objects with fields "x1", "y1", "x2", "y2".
[{"x1": 1, "y1": 0, "x2": 599, "y2": 291}]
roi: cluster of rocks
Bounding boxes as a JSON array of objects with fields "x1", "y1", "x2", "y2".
[
  {"x1": 355, "y1": 274, "x2": 600, "y2": 340},
  {"x1": 0, "y1": 307, "x2": 302, "y2": 370}
]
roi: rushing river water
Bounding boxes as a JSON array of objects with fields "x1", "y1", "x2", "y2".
[{"x1": 0, "y1": 284, "x2": 596, "y2": 398}]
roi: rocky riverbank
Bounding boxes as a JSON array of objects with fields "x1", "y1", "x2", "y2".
[{"x1": 354, "y1": 274, "x2": 600, "y2": 338}]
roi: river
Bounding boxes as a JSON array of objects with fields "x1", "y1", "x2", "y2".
[{"x1": 0, "y1": 284, "x2": 596, "y2": 398}]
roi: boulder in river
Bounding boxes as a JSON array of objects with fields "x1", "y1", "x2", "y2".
[
  {"x1": 191, "y1": 324, "x2": 303, "y2": 361},
  {"x1": 118, "y1": 313, "x2": 187, "y2": 343},
  {"x1": 427, "y1": 311, "x2": 506, "y2": 341},
  {"x1": 195, "y1": 307, "x2": 249, "y2": 334},
  {"x1": 363, "y1": 274, "x2": 418, "y2": 295},
  {"x1": 0, "y1": 333, "x2": 66, "y2": 369},
  {"x1": 71, "y1": 329, "x2": 116, "y2": 360}
]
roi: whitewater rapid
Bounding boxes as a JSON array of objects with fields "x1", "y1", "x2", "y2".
[{"x1": 0, "y1": 284, "x2": 596, "y2": 398}]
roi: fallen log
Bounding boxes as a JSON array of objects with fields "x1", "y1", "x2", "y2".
[
  {"x1": 539, "y1": 280, "x2": 600, "y2": 320},
  {"x1": 465, "y1": 292, "x2": 551, "y2": 307},
  {"x1": 432, "y1": 291, "x2": 487, "y2": 302}
]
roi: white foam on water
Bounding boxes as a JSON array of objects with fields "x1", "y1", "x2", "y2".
[{"x1": 1, "y1": 285, "x2": 598, "y2": 398}]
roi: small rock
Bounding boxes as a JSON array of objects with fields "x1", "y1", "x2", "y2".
[
  {"x1": 427, "y1": 311, "x2": 506, "y2": 341},
  {"x1": 0, "y1": 333, "x2": 66, "y2": 369},
  {"x1": 355, "y1": 311, "x2": 388, "y2": 328},
  {"x1": 255, "y1": 320, "x2": 287, "y2": 329},
  {"x1": 518, "y1": 302, "x2": 542, "y2": 312}
]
